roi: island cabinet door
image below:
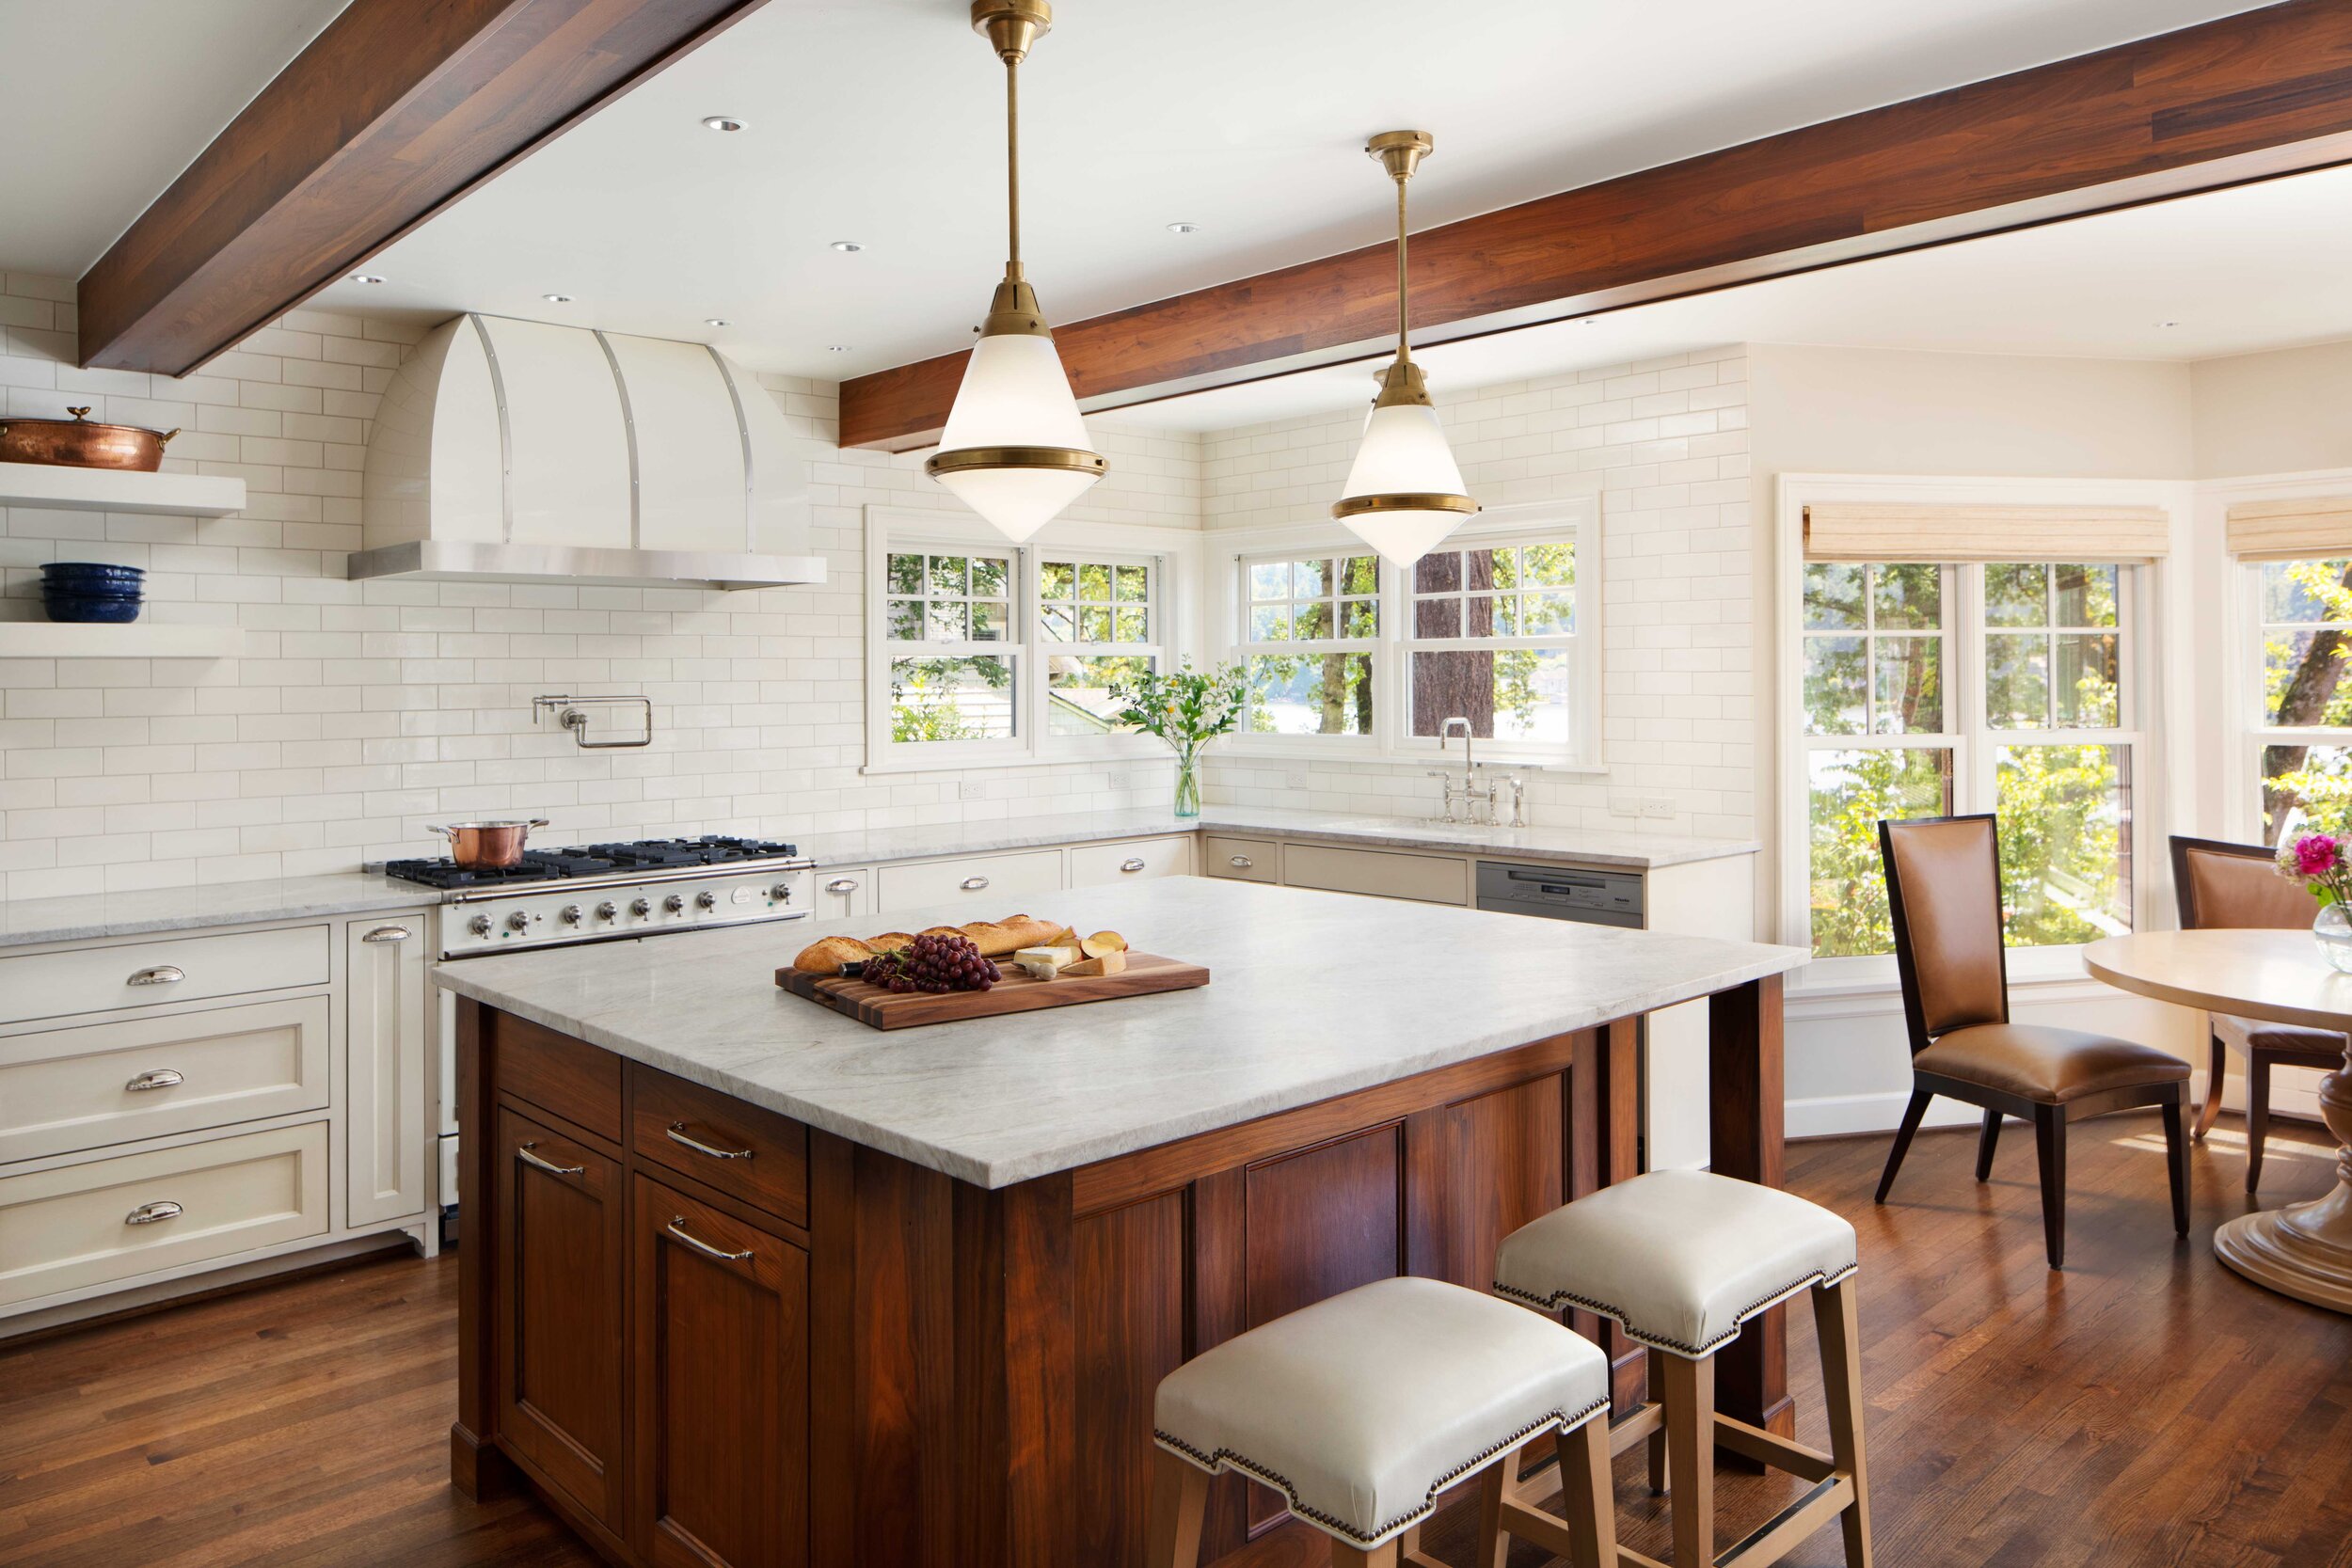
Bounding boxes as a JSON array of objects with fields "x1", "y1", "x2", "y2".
[
  {"x1": 495, "y1": 1105, "x2": 626, "y2": 1534},
  {"x1": 630, "y1": 1175, "x2": 809, "y2": 1568}
]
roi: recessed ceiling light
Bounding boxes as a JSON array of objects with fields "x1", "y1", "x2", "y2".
[
  {"x1": 701, "y1": 115, "x2": 746, "y2": 133},
  {"x1": 2155, "y1": 319, "x2": 2182, "y2": 328},
  {"x1": 829, "y1": 240, "x2": 864, "y2": 253},
  {"x1": 1166, "y1": 221, "x2": 1202, "y2": 235},
  {"x1": 542, "y1": 293, "x2": 575, "y2": 304},
  {"x1": 347, "y1": 273, "x2": 385, "y2": 285},
  {"x1": 705, "y1": 318, "x2": 731, "y2": 327},
  {"x1": 826, "y1": 345, "x2": 853, "y2": 354}
]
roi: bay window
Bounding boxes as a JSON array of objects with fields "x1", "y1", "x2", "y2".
[{"x1": 2249, "y1": 556, "x2": 2352, "y2": 844}]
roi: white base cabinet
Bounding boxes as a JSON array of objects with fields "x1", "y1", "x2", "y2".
[{"x1": 0, "y1": 907, "x2": 436, "y2": 1337}]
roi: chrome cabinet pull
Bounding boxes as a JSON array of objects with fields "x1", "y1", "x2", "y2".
[
  {"x1": 961, "y1": 875, "x2": 990, "y2": 891},
  {"x1": 127, "y1": 965, "x2": 184, "y2": 987},
  {"x1": 125, "y1": 1068, "x2": 184, "y2": 1093},
  {"x1": 125, "y1": 1200, "x2": 183, "y2": 1227},
  {"x1": 1120, "y1": 857, "x2": 1147, "y2": 873},
  {"x1": 826, "y1": 878, "x2": 860, "y2": 894},
  {"x1": 666, "y1": 1218, "x2": 753, "y2": 1263},
  {"x1": 516, "y1": 1142, "x2": 584, "y2": 1178},
  {"x1": 361, "y1": 925, "x2": 411, "y2": 943},
  {"x1": 1229, "y1": 855, "x2": 1252, "y2": 868},
  {"x1": 665, "y1": 1122, "x2": 754, "y2": 1162}
]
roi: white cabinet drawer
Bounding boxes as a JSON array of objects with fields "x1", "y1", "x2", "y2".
[
  {"x1": 1069, "y1": 835, "x2": 1193, "y2": 886},
  {"x1": 1281, "y1": 843, "x2": 1470, "y2": 906},
  {"x1": 0, "y1": 924, "x2": 332, "y2": 1026},
  {"x1": 0, "y1": 996, "x2": 331, "y2": 1164},
  {"x1": 815, "y1": 866, "x2": 874, "y2": 921},
  {"x1": 1204, "y1": 836, "x2": 1279, "y2": 883},
  {"x1": 0, "y1": 1122, "x2": 329, "y2": 1308},
  {"x1": 876, "y1": 849, "x2": 1064, "y2": 913}
]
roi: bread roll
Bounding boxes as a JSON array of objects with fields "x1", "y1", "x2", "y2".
[{"x1": 791, "y1": 935, "x2": 872, "y2": 974}]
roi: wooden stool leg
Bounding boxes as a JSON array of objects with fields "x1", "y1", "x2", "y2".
[
  {"x1": 1473, "y1": 1460, "x2": 1511, "y2": 1568},
  {"x1": 1660, "y1": 1352, "x2": 1714, "y2": 1568},
  {"x1": 1812, "y1": 1278, "x2": 1873, "y2": 1568},
  {"x1": 1331, "y1": 1540, "x2": 1400, "y2": 1567},
  {"x1": 1145, "y1": 1449, "x2": 1210, "y2": 1568},
  {"x1": 1648, "y1": 1422, "x2": 1669, "y2": 1495},
  {"x1": 1556, "y1": 1416, "x2": 1620, "y2": 1568}
]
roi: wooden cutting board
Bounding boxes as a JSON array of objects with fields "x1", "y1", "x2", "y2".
[{"x1": 774, "y1": 953, "x2": 1210, "y2": 1030}]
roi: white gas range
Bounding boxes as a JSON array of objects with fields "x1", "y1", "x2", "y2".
[{"x1": 380, "y1": 836, "x2": 816, "y2": 1217}]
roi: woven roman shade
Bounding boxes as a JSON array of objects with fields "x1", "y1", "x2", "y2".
[
  {"x1": 1801, "y1": 502, "x2": 2169, "y2": 562},
  {"x1": 2224, "y1": 497, "x2": 2352, "y2": 562}
]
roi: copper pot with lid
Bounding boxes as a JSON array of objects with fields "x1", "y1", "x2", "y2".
[
  {"x1": 422, "y1": 819, "x2": 551, "y2": 869},
  {"x1": 0, "y1": 406, "x2": 180, "y2": 472}
]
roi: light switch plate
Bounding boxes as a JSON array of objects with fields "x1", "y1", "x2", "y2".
[{"x1": 1609, "y1": 797, "x2": 1640, "y2": 817}]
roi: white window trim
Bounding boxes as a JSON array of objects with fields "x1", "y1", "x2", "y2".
[
  {"x1": 861, "y1": 505, "x2": 1205, "y2": 775},
  {"x1": 1775, "y1": 473, "x2": 2187, "y2": 996},
  {"x1": 1208, "y1": 489, "x2": 1604, "y2": 769}
]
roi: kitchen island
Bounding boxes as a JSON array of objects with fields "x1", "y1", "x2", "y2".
[{"x1": 437, "y1": 877, "x2": 1806, "y2": 1568}]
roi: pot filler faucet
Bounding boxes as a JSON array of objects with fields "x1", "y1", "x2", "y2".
[{"x1": 1428, "y1": 716, "x2": 1526, "y2": 828}]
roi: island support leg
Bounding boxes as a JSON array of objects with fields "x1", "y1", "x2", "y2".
[
  {"x1": 1709, "y1": 974, "x2": 1791, "y2": 1465},
  {"x1": 1567, "y1": 1017, "x2": 1645, "y2": 1413},
  {"x1": 449, "y1": 997, "x2": 515, "y2": 1500}
]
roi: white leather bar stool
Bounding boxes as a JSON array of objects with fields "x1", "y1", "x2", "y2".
[
  {"x1": 1147, "y1": 1275, "x2": 1617, "y2": 1568},
  {"x1": 1490, "y1": 1169, "x2": 1872, "y2": 1568}
]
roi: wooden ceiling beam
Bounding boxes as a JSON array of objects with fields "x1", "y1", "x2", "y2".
[
  {"x1": 77, "y1": 0, "x2": 769, "y2": 377},
  {"x1": 840, "y1": 0, "x2": 2352, "y2": 451}
]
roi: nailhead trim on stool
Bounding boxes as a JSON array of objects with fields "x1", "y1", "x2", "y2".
[{"x1": 1492, "y1": 1261, "x2": 1858, "y2": 1357}]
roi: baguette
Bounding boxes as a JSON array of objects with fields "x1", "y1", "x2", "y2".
[
  {"x1": 960, "y1": 921, "x2": 1026, "y2": 958},
  {"x1": 791, "y1": 935, "x2": 872, "y2": 974},
  {"x1": 866, "y1": 931, "x2": 915, "y2": 953}
]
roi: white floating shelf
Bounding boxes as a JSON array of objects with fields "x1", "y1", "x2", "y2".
[
  {"x1": 0, "y1": 462, "x2": 246, "y2": 517},
  {"x1": 0, "y1": 623, "x2": 248, "y2": 659}
]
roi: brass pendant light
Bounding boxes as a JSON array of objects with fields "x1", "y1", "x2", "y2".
[
  {"x1": 925, "y1": 0, "x2": 1106, "y2": 544},
  {"x1": 1331, "y1": 130, "x2": 1478, "y2": 571}
]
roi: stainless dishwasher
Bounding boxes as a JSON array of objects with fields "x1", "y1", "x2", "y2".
[{"x1": 1475, "y1": 862, "x2": 1644, "y2": 928}]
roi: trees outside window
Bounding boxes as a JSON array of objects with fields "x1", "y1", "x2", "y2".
[
  {"x1": 1406, "y1": 541, "x2": 1578, "y2": 743},
  {"x1": 1801, "y1": 560, "x2": 2137, "y2": 959},
  {"x1": 884, "y1": 549, "x2": 1017, "y2": 744},
  {"x1": 2254, "y1": 558, "x2": 2352, "y2": 844},
  {"x1": 1240, "y1": 553, "x2": 1379, "y2": 736}
]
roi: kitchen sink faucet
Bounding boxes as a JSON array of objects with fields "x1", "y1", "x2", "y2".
[{"x1": 1429, "y1": 717, "x2": 1526, "y2": 827}]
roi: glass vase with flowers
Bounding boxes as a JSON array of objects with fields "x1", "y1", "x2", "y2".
[
  {"x1": 1107, "y1": 659, "x2": 1248, "y2": 819},
  {"x1": 2278, "y1": 830, "x2": 2352, "y2": 973}
]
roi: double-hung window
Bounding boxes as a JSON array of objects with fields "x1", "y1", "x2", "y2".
[
  {"x1": 1406, "y1": 539, "x2": 1581, "y2": 744},
  {"x1": 1039, "y1": 552, "x2": 1163, "y2": 742},
  {"x1": 881, "y1": 543, "x2": 1021, "y2": 752},
  {"x1": 2248, "y1": 555, "x2": 2352, "y2": 843},
  {"x1": 1800, "y1": 558, "x2": 2140, "y2": 963},
  {"x1": 1239, "y1": 551, "x2": 1380, "y2": 737}
]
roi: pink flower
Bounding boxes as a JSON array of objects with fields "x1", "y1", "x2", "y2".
[{"x1": 2296, "y1": 833, "x2": 2344, "y2": 879}]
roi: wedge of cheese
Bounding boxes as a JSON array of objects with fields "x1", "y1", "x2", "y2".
[
  {"x1": 1061, "y1": 951, "x2": 1128, "y2": 978},
  {"x1": 1011, "y1": 944, "x2": 1083, "y2": 979}
]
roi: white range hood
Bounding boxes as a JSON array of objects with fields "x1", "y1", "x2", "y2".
[{"x1": 355, "y1": 315, "x2": 827, "y2": 590}]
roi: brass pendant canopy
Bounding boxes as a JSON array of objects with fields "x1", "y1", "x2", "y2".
[
  {"x1": 924, "y1": 0, "x2": 1105, "y2": 543},
  {"x1": 1330, "y1": 128, "x2": 1479, "y2": 571}
]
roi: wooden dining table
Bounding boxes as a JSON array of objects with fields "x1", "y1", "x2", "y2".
[{"x1": 2084, "y1": 928, "x2": 2352, "y2": 1313}]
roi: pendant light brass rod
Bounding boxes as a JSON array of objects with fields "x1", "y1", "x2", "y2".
[
  {"x1": 1006, "y1": 55, "x2": 1022, "y2": 269},
  {"x1": 1393, "y1": 172, "x2": 1409, "y2": 357}
]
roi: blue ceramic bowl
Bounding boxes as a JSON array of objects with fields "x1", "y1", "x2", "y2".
[
  {"x1": 41, "y1": 562, "x2": 144, "y2": 584},
  {"x1": 41, "y1": 594, "x2": 143, "y2": 624}
]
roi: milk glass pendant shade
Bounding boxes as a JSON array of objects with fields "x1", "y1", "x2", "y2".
[
  {"x1": 1333, "y1": 130, "x2": 1476, "y2": 570},
  {"x1": 924, "y1": 0, "x2": 1104, "y2": 544}
]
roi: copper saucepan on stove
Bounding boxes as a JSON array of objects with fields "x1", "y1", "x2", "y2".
[
  {"x1": 0, "y1": 406, "x2": 179, "y2": 471},
  {"x1": 423, "y1": 819, "x2": 550, "y2": 869}
]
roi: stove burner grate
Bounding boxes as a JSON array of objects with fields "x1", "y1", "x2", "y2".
[{"x1": 382, "y1": 834, "x2": 803, "y2": 889}]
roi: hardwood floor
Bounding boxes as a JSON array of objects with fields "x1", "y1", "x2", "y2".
[{"x1": 4, "y1": 1113, "x2": 2348, "y2": 1568}]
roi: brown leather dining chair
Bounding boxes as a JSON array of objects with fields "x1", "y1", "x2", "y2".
[
  {"x1": 2169, "y1": 834, "x2": 2348, "y2": 1191},
  {"x1": 1876, "y1": 815, "x2": 2190, "y2": 1269}
]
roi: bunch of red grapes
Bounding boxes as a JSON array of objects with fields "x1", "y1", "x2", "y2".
[{"x1": 863, "y1": 931, "x2": 1000, "y2": 994}]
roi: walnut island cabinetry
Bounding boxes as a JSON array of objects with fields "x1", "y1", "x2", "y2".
[{"x1": 442, "y1": 878, "x2": 1804, "y2": 1568}]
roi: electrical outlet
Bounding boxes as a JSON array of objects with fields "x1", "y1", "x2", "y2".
[
  {"x1": 958, "y1": 780, "x2": 985, "y2": 801},
  {"x1": 1106, "y1": 771, "x2": 1128, "y2": 791},
  {"x1": 1640, "y1": 799, "x2": 1676, "y2": 819},
  {"x1": 1285, "y1": 771, "x2": 1308, "y2": 792}
]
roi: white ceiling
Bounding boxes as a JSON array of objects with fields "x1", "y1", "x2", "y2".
[
  {"x1": 0, "y1": 0, "x2": 348, "y2": 277},
  {"x1": 307, "y1": 0, "x2": 2265, "y2": 380},
  {"x1": 1108, "y1": 161, "x2": 2352, "y2": 432}
]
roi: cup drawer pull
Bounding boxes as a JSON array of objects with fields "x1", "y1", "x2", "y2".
[
  {"x1": 125, "y1": 1068, "x2": 185, "y2": 1093},
  {"x1": 1120, "y1": 857, "x2": 1147, "y2": 873},
  {"x1": 127, "y1": 965, "x2": 185, "y2": 987},
  {"x1": 666, "y1": 1218, "x2": 754, "y2": 1263},
  {"x1": 1229, "y1": 855, "x2": 1253, "y2": 868},
  {"x1": 360, "y1": 925, "x2": 411, "y2": 943},
  {"x1": 516, "y1": 1142, "x2": 584, "y2": 1178},
  {"x1": 666, "y1": 1122, "x2": 754, "y2": 1161},
  {"x1": 125, "y1": 1200, "x2": 183, "y2": 1227},
  {"x1": 826, "y1": 878, "x2": 860, "y2": 894},
  {"x1": 961, "y1": 876, "x2": 990, "y2": 891}
]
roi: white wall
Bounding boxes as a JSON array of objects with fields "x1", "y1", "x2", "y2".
[
  {"x1": 2193, "y1": 339, "x2": 2352, "y2": 479},
  {"x1": 1198, "y1": 347, "x2": 1756, "y2": 839},
  {"x1": 0, "y1": 269, "x2": 1197, "y2": 898}
]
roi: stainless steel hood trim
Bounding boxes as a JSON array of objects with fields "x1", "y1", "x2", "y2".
[{"x1": 344, "y1": 538, "x2": 826, "y2": 591}]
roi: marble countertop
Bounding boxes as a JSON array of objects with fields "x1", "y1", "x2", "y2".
[
  {"x1": 0, "y1": 872, "x2": 435, "y2": 949},
  {"x1": 800, "y1": 805, "x2": 1758, "y2": 873},
  {"x1": 434, "y1": 877, "x2": 1806, "y2": 1189}
]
